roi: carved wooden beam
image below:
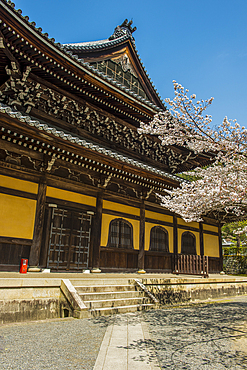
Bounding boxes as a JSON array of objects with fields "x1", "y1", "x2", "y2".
[{"x1": 0, "y1": 30, "x2": 21, "y2": 74}]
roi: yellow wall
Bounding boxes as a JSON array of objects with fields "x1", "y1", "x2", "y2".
[
  {"x1": 103, "y1": 200, "x2": 139, "y2": 216},
  {"x1": 101, "y1": 213, "x2": 140, "y2": 250},
  {"x1": 0, "y1": 193, "x2": 36, "y2": 239},
  {"x1": 177, "y1": 229, "x2": 200, "y2": 255},
  {"x1": 0, "y1": 174, "x2": 38, "y2": 194},
  {"x1": 145, "y1": 222, "x2": 173, "y2": 252},
  {"x1": 203, "y1": 224, "x2": 218, "y2": 233},
  {"x1": 0, "y1": 175, "x2": 220, "y2": 258},
  {"x1": 46, "y1": 187, "x2": 96, "y2": 207},
  {"x1": 145, "y1": 210, "x2": 173, "y2": 223},
  {"x1": 177, "y1": 218, "x2": 199, "y2": 229},
  {"x1": 204, "y1": 234, "x2": 220, "y2": 257}
]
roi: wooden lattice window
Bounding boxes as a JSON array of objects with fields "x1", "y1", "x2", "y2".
[
  {"x1": 90, "y1": 60, "x2": 148, "y2": 99},
  {"x1": 149, "y1": 226, "x2": 169, "y2": 252},
  {"x1": 107, "y1": 218, "x2": 133, "y2": 249},
  {"x1": 181, "y1": 231, "x2": 196, "y2": 255}
]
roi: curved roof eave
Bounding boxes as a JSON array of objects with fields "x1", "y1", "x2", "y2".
[
  {"x1": 63, "y1": 34, "x2": 165, "y2": 110},
  {"x1": 0, "y1": 0, "x2": 165, "y2": 113},
  {"x1": 0, "y1": 102, "x2": 182, "y2": 184}
]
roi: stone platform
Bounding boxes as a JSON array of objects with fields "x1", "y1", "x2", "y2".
[{"x1": 0, "y1": 272, "x2": 247, "y2": 324}]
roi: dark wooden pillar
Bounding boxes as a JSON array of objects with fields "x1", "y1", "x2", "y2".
[
  {"x1": 199, "y1": 222, "x2": 204, "y2": 256},
  {"x1": 91, "y1": 191, "x2": 103, "y2": 272},
  {"x1": 138, "y1": 200, "x2": 145, "y2": 272},
  {"x1": 28, "y1": 178, "x2": 47, "y2": 271},
  {"x1": 173, "y1": 216, "x2": 178, "y2": 254},
  {"x1": 39, "y1": 206, "x2": 53, "y2": 268},
  {"x1": 218, "y1": 224, "x2": 223, "y2": 271},
  {"x1": 173, "y1": 216, "x2": 178, "y2": 273}
]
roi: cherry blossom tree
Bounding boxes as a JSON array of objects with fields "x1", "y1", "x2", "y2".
[{"x1": 139, "y1": 81, "x2": 247, "y2": 223}]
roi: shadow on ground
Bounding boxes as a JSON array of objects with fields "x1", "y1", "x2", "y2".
[{"x1": 103, "y1": 298, "x2": 247, "y2": 369}]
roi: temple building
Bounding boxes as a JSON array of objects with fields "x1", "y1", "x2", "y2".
[{"x1": 0, "y1": 1, "x2": 222, "y2": 273}]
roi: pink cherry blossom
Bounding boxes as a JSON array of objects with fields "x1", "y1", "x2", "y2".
[{"x1": 139, "y1": 82, "x2": 247, "y2": 223}]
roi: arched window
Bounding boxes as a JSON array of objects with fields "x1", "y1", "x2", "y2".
[
  {"x1": 181, "y1": 232, "x2": 196, "y2": 255},
  {"x1": 149, "y1": 226, "x2": 169, "y2": 252},
  {"x1": 107, "y1": 218, "x2": 133, "y2": 249}
]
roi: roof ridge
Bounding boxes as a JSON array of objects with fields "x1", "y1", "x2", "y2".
[
  {"x1": 62, "y1": 33, "x2": 131, "y2": 50},
  {"x1": 63, "y1": 37, "x2": 165, "y2": 109},
  {"x1": 1, "y1": 1, "x2": 165, "y2": 110}
]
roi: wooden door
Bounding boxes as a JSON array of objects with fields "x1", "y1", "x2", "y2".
[{"x1": 46, "y1": 208, "x2": 92, "y2": 271}]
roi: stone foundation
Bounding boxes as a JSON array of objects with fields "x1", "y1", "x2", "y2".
[
  {"x1": 0, "y1": 298, "x2": 61, "y2": 324},
  {"x1": 0, "y1": 276, "x2": 247, "y2": 324},
  {"x1": 140, "y1": 278, "x2": 247, "y2": 305},
  {"x1": 0, "y1": 279, "x2": 70, "y2": 324}
]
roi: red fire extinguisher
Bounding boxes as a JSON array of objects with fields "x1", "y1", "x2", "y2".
[{"x1": 19, "y1": 259, "x2": 28, "y2": 273}]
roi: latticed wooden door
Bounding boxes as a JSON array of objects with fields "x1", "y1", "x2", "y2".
[{"x1": 47, "y1": 208, "x2": 92, "y2": 271}]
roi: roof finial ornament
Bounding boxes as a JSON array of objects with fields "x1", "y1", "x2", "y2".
[{"x1": 109, "y1": 19, "x2": 137, "y2": 40}]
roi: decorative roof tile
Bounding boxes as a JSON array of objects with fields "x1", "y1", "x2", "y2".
[
  {"x1": 0, "y1": 2, "x2": 164, "y2": 111},
  {"x1": 63, "y1": 19, "x2": 164, "y2": 109},
  {"x1": 0, "y1": 102, "x2": 182, "y2": 183}
]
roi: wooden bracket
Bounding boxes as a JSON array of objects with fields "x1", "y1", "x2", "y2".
[{"x1": 0, "y1": 31, "x2": 21, "y2": 74}]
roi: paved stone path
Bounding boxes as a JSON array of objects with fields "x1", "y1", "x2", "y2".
[
  {"x1": 93, "y1": 313, "x2": 160, "y2": 370},
  {"x1": 0, "y1": 296, "x2": 247, "y2": 369}
]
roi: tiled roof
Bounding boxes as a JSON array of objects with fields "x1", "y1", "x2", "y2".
[
  {"x1": 63, "y1": 35, "x2": 131, "y2": 49},
  {"x1": 62, "y1": 26, "x2": 164, "y2": 109},
  {"x1": 62, "y1": 39, "x2": 163, "y2": 110},
  {"x1": 0, "y1": 1, "x2": 164, "y2": 112},
  {"x1": 0, "y1": 102, "x2": 182, "y2": 184}
]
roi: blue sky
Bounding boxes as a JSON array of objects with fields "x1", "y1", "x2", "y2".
[{"x1": 13, "y1": 0, "x2": 247, "y2": 128}]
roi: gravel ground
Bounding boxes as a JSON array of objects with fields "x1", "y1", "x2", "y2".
[
  {"x1": 0, "y1": 317, "x2": 110, "y2": 370},
  {"x1": 143, "y1": 296, "x2": 247, "y2": 369},
  {"x1": 0, "y1": 297, "x2": 247, "y2": 369}
]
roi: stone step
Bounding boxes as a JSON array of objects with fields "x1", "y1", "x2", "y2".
[
  {"x1": 84, "y1": 297, "x2": 146, "y2": 309},
  {"x1": 75, "y1": 285, "x2": 137, "y2": 293},
  {"x1": 79, "y1": 290, "x2": 143, "y2": 301},
  {"x1": 89, "y1": 303, "x2": 155, "y2": 317},
  {"x1": 70, "y1": 279, "x2": 134, "y2": 286}
]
